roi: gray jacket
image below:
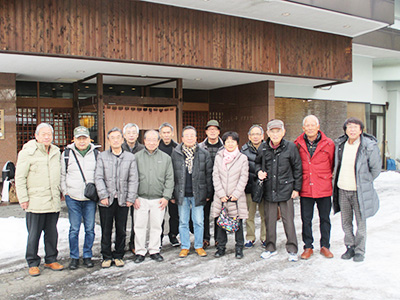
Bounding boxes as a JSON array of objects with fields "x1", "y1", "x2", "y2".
[
  {"x1": 95, "y1": 149, "x2": 139, "y2": 207},
  {"x1": 333, "y1": 133, "x2": 381, "y2": 219},
  {"x1": 61, "y1": 143, "x2": 100, "y2": 201}
]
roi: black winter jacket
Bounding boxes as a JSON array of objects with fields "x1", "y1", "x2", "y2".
[
  {"x1": 171, "y1": 143, "x2": 213, "y2": 207},
  {"x1": 241, "y1": 141, "x2": 265, "y2": 194},
  {"x1": 255, "y1": 139, "x2": 302, "y2": 202}
]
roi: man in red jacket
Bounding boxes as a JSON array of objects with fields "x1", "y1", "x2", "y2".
[{"x1": 294, "y1": 115, "x2": 335, "y2": 259}]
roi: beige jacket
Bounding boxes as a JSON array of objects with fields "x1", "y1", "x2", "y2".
[
  {"x1": 211, "y1": 150, "x2": 249, "y2": 219},
  {"x1": 15, "y1": 140, "x2": 61, "y2": 213}
]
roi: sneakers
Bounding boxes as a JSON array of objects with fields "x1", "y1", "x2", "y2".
[
  {"x1": 261, "y1": 241, "x2": 267, "y2": 248},
  {"x1": 114, "y1": 259, "x2": 124, "y2": 267},
  {"x1": 69, "y1": 258, "x2": 79, "y2": 270},
  {"x1": 214, "y1": 248, "x2": 225, "y2": 258},
  {"x1": 353, "y1": 253, "x2": 364, "y2": 262},
  {"x1": 320, "y1": 247, "x2": 334, "y2": 258},
  {"x1": 203, "y1": 240, "x2": 210, "y2": 249},
  {"x1": 235, "y1": 248, "x2": 243, "y2": 259},
  {"x1": 150, "y1": 253, "x2": 164, "y2": 262},
  {"x1": 260, "y1": 250, "x2": 278, "y2": 259},
  {"x1": 170, "y1": 236, "x2": 181, "y2": 247},
  {"x1": 341, "y1": 246, "x2": 355, "y2": 260},
  {"x1": 134, "y1": 255, "x2": 145, "y2": 263},
  {"x1": 195, "y1": 248, "x2": 207, "y2": 257},
  {"x1": 288, "y1": 252, "x2": 298, "y2": 262},
  {"x1": 44, "y1": 262, "x2": 64, "y2": 271},
  {"x1": 28, "y1": 266, "x2": 40, "y2": 277},
  {"x1": 244, "y1": 240, "x2": 255, "y2": 248},
  {"x1": 300, "y1": 248, "x2": 313, "y2": 260},
  {"x1": 179, "y1": 249, "x2": 190, "y2": 258},
  {"x1": 83, "y1": 258, "x2": 94, "y2": 268},
  {"x1": 101, "y1": 259, "x2": 112, "y2": 268}
]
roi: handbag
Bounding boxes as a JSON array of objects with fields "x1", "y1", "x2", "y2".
[
  {"x1": 251, "y1": 146, "x2": 266, "y2": 203},
  {"x1": 71, "y1": 150, "x2": 99, "y2": 202},
  {"x1": 216, "y1": 201, "x2": 240, "y2": 233}
]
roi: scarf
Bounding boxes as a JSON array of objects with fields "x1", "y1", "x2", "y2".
[
  {"x1": 182, "y1": 144, "x2": 196, "y2": 174},
  {"x1": 223, "y1": 148, "x2": 239, "y2": 166}
]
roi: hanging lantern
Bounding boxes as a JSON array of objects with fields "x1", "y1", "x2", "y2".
[{"x1": 79, "y1": 115, "x2": 95, "y2": 129}]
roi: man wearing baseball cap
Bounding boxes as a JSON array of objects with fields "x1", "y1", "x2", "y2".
[
  {"x1": 61, "y1": 126, "x2": 100, "y2": 270},
  {"x1": 199, "y1": 120, "x2": 224, "y2": 248},
  {"x1": 255, "y1": 119, "x2": 302, "y2": 262}
]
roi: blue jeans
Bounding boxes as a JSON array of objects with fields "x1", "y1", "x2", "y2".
[
  {"x1": 65, "y1": 196, "x2": 96, "y2": 259},
  {"x1": 178, "y1": 197, "x2": 204, "y2": 249}
]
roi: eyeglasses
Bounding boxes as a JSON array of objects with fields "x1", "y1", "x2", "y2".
[{"x1": 250, "y1": 133, "x2": 262, "y2": 136}]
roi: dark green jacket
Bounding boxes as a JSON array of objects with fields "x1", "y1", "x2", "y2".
[{"x1": 135, "y1": 148, "x2": 174, "y2": 200}]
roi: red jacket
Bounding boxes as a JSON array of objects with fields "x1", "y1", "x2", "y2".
[{"x1": 294, "y1": 131, "x2": 334, "y2": 198}]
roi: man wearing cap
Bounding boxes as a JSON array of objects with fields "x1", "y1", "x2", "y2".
[
  {"x1": 256, "y1": 119, "x2": 302, "y2": 262},
  {"x1": 294, "y1": 115, "x2": 335, "y2": 260},
  {"x1": 15, "y1": 123, "x2": 64, "y2": 276},
  {"x1": 199, "y1": 120, "x2": 223, "y2": 248},
  {"x1": 121, "y1": 123, "x2": 144, "y2": 255},
  {"x1": 61, "y1": 126, "x2": 100, "y2": 270}
]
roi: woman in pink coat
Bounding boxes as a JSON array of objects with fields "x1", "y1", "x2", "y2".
[{"x1": 211, "y1": 131, "x2": 249, "y2": 259}]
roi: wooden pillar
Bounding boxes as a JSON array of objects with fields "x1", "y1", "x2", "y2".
[
  {"x1": 73, "y1": 82, "x2": 79, "y2": 128},
  {"x1": 267, "y1": 81, "x2": 275, "y2": 122},
  {"x1": 176, "y1": 78, "x2": 183, "y2": 142},
  {"x1": 97, "y1": 74, "x2": 104, "y2": 149}
]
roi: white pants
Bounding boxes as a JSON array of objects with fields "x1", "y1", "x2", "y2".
[{"x1": 134, "y1": 197, "x2": 166, "y2": 256}]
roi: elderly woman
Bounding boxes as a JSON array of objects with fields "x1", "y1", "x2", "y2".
[{"x1": 211, "y1": 131, "x2": 249, "y2": 259}]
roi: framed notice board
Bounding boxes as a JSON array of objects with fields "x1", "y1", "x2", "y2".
[{"x1": 0, "y1": 109, "x2": 4, "y2": 139}]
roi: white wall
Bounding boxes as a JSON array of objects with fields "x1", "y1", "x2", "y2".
[
  {"x1": 386, "y1": 83, "x2": 400, "y2": 162},
  {"x1": 275, "y1": 55, "x2": 379, "y2": 103}
]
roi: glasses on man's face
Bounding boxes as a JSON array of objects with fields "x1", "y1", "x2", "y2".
[{"x1": 250, "y1": 133, "x2": 262, "y2": 136}]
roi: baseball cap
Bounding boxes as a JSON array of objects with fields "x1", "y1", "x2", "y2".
[
  {"x1": 267, "y1": 120, "x2": 284, "y2": 131},
  {"x1": 74, "y1": 126, "x2": 90, "y2": 138},
  {"x1": 205, "y1": 120, "x2": 220, "y2": 130}
]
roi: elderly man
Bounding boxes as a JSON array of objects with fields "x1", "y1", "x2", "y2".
[
  {"x1": 61, "y1": 126, "x2": 100, "y2": 270},
  {"x1": 95, "y1": 127, "x2": 139, "y2": 268},
  {"x1": 199, "y1": 120, "x2": 223, "y2": 249},
  {"x1": 241, "y1": 125, "x2": 267, "y2": 248},
  {"x1": 172, "y1": 126, "x2": 213, "y2": 258},
  {"x1": 158, "y1": 122, "x2": 180, "y2": 247},
  {"x1": 333, "y1": 117, "x2": 381, "y2": 262},
  {"x1": 133, "y1": 130, "x2": 174, "y2": 263},
  {"x1": 294, "y1": 115, "x2": 335, "y2": 260},
  {"x1": 256, "y1": 119, "x2": 302, "y2": 262},
  {"x1": 121, "y1": 123, "x2": 144, "y2": 254},
  {"x1": 15, "y1": 123, "x2": 64, "y2": 276}
]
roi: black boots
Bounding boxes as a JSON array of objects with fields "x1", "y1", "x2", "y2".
[
  {"x1": 235, "y1": 248, "x2": 243, "y2": 259},
  {"x1": 214, "y1": 248, "x2": 225, "y2": 258},
  {"x1": 69, "y1": 258, "x2": 79, "y2": 270}
]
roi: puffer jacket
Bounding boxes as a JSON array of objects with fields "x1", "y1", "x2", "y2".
[
  {"x1": 95, "y1": 149, "x2": 139, "y2": 207},
  {"x1": 241, "y1": 141, "x2": 265, "y2": 194},
  {"x1": 15, "y1": 140, "x2": 61, "y2": 213},
  {"x1": 171, "y1": 143, "x2": 213, "y2": 207},
  {"x1": 255, "y1": 138, "x2": 303, "y2": 202},
  {"x1": 198, "y1": 137, "x2": 224, "y2": 163},
  {"x1": 333, "y1": 133, "x2": 381, "y2": 219},
  {"x1": 294, "y1": 131, "x2": 334, "y2": 198},
  {"x1": 60, "y1": 143, "x2": 100, "y2": 200},
  {"x1": 211, "y1": 150, "x2": 249, "y2": 219},
  {"x1": 122, "y1": 141, "x2": 144, "y2": 154}
]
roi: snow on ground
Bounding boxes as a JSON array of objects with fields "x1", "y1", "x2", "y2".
[{"x1": 0, "y1": 171, "x2": 400, "y2": 300}]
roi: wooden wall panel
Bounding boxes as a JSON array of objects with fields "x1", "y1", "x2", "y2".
[{"x1": 0, "y1": 0, "x2": 352, "y2": 81}]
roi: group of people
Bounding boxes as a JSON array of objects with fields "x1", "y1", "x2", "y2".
[{"x1": 15, "y1": 115, "x2": 381, "y2": 277}]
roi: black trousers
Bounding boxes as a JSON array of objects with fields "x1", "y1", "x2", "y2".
[
  {"x1": 203, "y1": 198, "x2": 218, "y2": 242},
  {"x1": 99, "y1": 200, "x2": 129, "y2": 259},
  {"x1": 26, "y1": 212, "x2": 59, "y2": 267},
  {"x1": 168, "y1": 201, "x2": 179, "y2": 238},
  {"x1": 300, "y1": 196, "x2": 332, "y2": 249},
  {"x1": 129, "y1": 206, "x2": 135, "y2": 250},
  {"x1": 216, "y1": 219, "x2": 244, "y2": 250}
]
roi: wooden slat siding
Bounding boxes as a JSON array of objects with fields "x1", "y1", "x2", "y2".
[{"x1": 1, "y1": 0, "x2": 352, "y2": 81}]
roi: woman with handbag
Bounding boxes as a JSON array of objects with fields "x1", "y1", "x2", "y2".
[{"x1": 211, "y1": 131, "x2": 249, "y2": 259}]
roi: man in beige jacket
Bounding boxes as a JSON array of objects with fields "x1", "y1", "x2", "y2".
[{"x1": 15, "y1": 123, "x2": 64, "y2": 277}]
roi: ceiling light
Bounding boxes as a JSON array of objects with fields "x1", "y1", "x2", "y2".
[
  {"x1": 281, "y1": 12, "x2": 291, "y2": 17},
  {"x1": 343, "y1": 25, "x2": 351, "y2": 28},
  {"x1": 76, "y1": 70, "x2": 85, "y2": 74},
  {"x1": 195, "y1": 78, "x2": 202, "y2": 81},
  {"x1": 85, "y1": 86, "x2": 89, "y2": 89},
  {"x1": 109, "y1": 86, "x2": 113, "y2": 90},
  {"x1": 131, "y1": 87, "x2": 136, "y2": 91},
  {"x1": 121, "y1": 90, "x2": 125, "y2": 94}
]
